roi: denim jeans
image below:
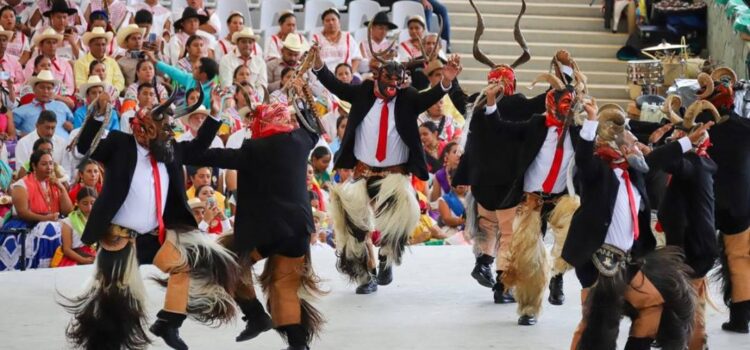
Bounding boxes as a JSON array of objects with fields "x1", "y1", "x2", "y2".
[{"x1": 414, "y1": 0, "x2": 451, "y2": 47}]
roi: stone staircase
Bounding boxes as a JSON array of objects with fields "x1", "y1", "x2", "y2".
[{"x1": 445, "y1": 0, "x2": 631, "y2": 106}]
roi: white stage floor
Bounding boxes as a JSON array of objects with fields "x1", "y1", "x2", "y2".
[{"x1": 1, "y1": 245, "x2": 748, "y2": 349}]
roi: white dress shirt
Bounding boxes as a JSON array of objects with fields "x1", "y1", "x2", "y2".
[
  {"x1": 354, "y1": 97, "x2": 409, "y2": 167},
  {"x1": 176, "y1": 132, "x2": 225, "y2": 149},
  {"x1": 219, "y1": 53, "x2": 268, "y2": 88},
  {"x1": 226, "y1": 128, "x2": 251, "y2": 149},
  {"x1": 523, "y1": 126, "x2": 574, "y2": 194},
  {"x1": 111, "y1": 142, "x2": 169, "y2": 234},
  {"x1": 15, "y1": 131, "x2": 67, "y2": 167}
]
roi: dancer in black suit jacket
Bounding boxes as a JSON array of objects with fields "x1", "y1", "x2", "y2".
[
  {"x1": 564, "y1": 101, "x2": 703, "y2": 350},
  {"x1": 62, "y1": 91, "x2": 238, "y2": 350},
  {"x1": 309, "y1": 40, "x2": 462, "y2": 294}
]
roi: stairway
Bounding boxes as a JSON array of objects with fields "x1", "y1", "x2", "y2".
[{"x1": 445, "y1": 0, "x2": 631, "y2": 106}]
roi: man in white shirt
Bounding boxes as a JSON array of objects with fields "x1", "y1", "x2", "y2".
[
  {"x1": 15, "y1": 110, "x2": 67, "y2": 168},
  {"x1": 219, "y1": 27, "x2": 267, "y2": 89}
]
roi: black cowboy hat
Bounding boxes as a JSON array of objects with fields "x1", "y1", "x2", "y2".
[
  {"x1": 43, "y1": 0, "x2": 78, "y2": 17},
  {"x1": 174, "y1": 7, "x2": 209, "y2": 31},
  {"x1": 364, "y1": 12, "x2": 397, "y2": 31}
]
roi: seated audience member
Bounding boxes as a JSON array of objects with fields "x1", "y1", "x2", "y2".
[
  {"x1": 311, "y1": 146, "x2": 333, "y2": 191},
  {"x1": 194, "y1": 184, "x2": 230, "y2": 235},
  {"x1": 328, "y1": 115, "x2": 347, "y2": 156},
  {"x1": 213, "y1": 12, "x2": 262, "y2": 63},
  {"x1": 321, "y1": 99, "x2": 349, "y2": 140},
  {"x1": 334, "y1": 168, "x2": 353, "y2": 184},
  {"x1": 398, "y1": 16, "x2": 426, "y2": 62},
  {"x1": 167, "y1": 7, "x2": 214, "y2": 66},
  {"x1": 87, "y1": 60, "x2": 121, "y2": 106},
  {"x1": 0, "y1": 5, "x2": 31, "y2": 63},
  {"x1": 132, "y1": 1, "x2": 171, "y2": 40},
  {"x1": 267, "y1": 34, "x2": 303, "y2": 92},
  {"x1": 312, "y1": 8, "x2": 362, "y2": 73},
  {"x1": 25, "y1": 28, "x2": 75, "y2": 100},
  {"x1": 186, "y1": 166, "x2": 226, "y2": 212},
  {"x1": 420, "y1": 0, "x2": 452, "y2": 51},
  {"x1": 74, "y1": 27, "x2": 124, "y2": 92},
  {"x1": 0, "y1": 154, "x2": 12, "y2": 222},
  {"x1": 264, "y1": 10, "x2": 308, "y2": 61},
  {"x1": 176, "y1": 102, "x2": 224, "y2": 148},
  {"x1": 184, "y1": 0, "x2": 221, "y2": 36},
  {"x1": 0, "y1": 83, "x2": 16, "y2": 142},
  {"x1": 73, "y1": 76, "x2": 120, "y2": 131},
  {"x1": 1, "y1": 149, "x2": 73, "y2": 270},
  {"x1": 16, "y1": 137, "x2": 69, "y2": 184},
  {"x1": 419, "y1": 121, "x2": 447, "y2": 173},
  {"x1": 437, "y1": 170, "x2": 469, "y2": 243},
  {"x1": 68, "y1": 159, "x2": 102, "y2": 203},
  {"x1": 359, "y1": 12, "x2": 398, "y2": 75},
  {"x1": 219, "y1": 27, "x2": 266, "y2": 89},
  {"x1": 121, "y1": 59, "x2": 168, "y2": 113},
  {"x1": 418, "y1": 98, "x2": 460, "y2": 141},
  {"x1": 15, "y1": 109, "x2": 67, "y2": 166},
  {"x1": 306, "y1": 163, "x2": 326, "y2": 212},
  {"x1": 115, "y1": 24, "x2": 148, "y2": 88},
  {"x1": 0, "y1": 25, "x2": 23, "y2": 91},
  {"x1": 419, "y1": 59, "x2": 466, "y2": 126},
  {"x1": 430, "y1": 141, "x2": 461, "y2": 202},
  {"x1": 29, "y1": 1, "x2": 81, "y2": 61},
  {"x1": 20, "y1": 55, "x2": 75, "y2": 109},
  {"x1": 310, "y1": 207, "x2": 332, "y2": 248},
  {"x1": 269, "y1": 67, "x2": 293, "y2": 104},
  {"x1": 12, "y1": 70, "x2": 73, "y2": 139},
  {"x1": 410, "y1": 191, "x2": 447, "y2": 244},
  {"x1": 83, "y1": 0, "x2": 128, "y2": 33},
  {"x1": 335, "y1": 63, "x2": 354, "y2": 84},
  {"x1": 146, "y1": 50, "x2": 216, "y2": 108},
  {"x1": 50, "y1": 186, "x2": 97, "y2": 267},
  {"x1": 120, "y1": 82, "x2": 157, "y2": 134},
  {"x1": 176, "y1": 34, "x2": 204, "y2": 74},
  {"x1": 83, "y1": 10, "x2": 119, "y2": 57},
  {"x1": 188, "y1": 198, "x2": 207, "y2": 232}
]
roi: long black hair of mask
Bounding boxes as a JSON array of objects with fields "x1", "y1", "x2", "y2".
[{"x1": 150, "y1": 137, "x2": 175, "y2": 163}]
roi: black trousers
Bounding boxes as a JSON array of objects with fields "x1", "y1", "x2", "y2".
[{"x1": 136, "y1": 234, "x2": 160, "y2": 265}]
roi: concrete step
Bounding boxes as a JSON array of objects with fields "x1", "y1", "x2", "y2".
[
  {"x1": 450, "y1": 12, "x2": 606, "y2": 32},
  {"x1": 458, "y1": 53, "x2": 627, "y2": 73},
  {"x1": 451, "y1": 39, "x2": 621, "y2": 60},
  {"x1": 460, "y1": 67, "x2": 627, "y2": 86},
  {"x1": 450, "y1": 27, "x2": 628, "y2": 46},
  {"x1": 461, "y1": 80, "x2": 630, "y2": 100},
  {"x1": 444, "y1": 0, "x2": 602, "y2": 18}
]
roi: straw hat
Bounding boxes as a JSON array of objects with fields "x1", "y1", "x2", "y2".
[
  {"x1": 32, "y1": 28, "x2": 64, "y2": 47},
  {"x1": 424, "y1": 60, "x2": 444, "y2": 76},
  {"x1": 231, "y1": 27, "x2": 259, "y2": 44},
  {"x1": 82, "y1": 27, "x2": 113, "y2": 47},
  {"x1": 181, "y1": 105, "x2": 211, "y2": 123},
  {"x1": 78, "y1": 75, "x2": 109, "y2": 99},
  {"x1": 28, "y1": 70, "x2": 60, "y2": 87},
  {"x1": 338, "y1": 100, "x2": 351, "y2": 114},
  {"x1": 116, "y1": 24, "x2": 146, "y2": 48},
  {"x1": 407, "y1": 15, "x2": 426, "y2": 28},
  {"x1": 188, "y1": 197, "x2": 205, "y2": 210},
  {"x1": 281, "y1": 33, "x2": 304, "y2": 52}
]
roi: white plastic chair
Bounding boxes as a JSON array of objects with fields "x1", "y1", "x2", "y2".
[
  {"x1": 171, "y1": 0, "x2": 189, "y2": 21},
  {"x1": 348, "y1": 0, "x2": 382, "y2": 32},
  {"x1": 352, "y1": 27, "x2": 368, "y2": 44},
  {"x1": 392, "y1": 0, "x2": 424, "y2": 29},
  {"x1": 303, "y1": 0, "x2": 336, "y2": 32},
  {"x1": 215, "y1": 1, "x2": 254, "y2": 38},
  {"x1": 258, "y1": 0, "x2": 296, "y2": 33},
  {"x1": 308, "y1": 27, "x2": 323, "y2": 43}
]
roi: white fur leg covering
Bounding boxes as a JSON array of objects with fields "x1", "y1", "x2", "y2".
[
  {"x1": 548, "y1": 195, "x2": 580, "y2": 275},
  {"x1": 372, "y1": 174, "x2": 420, "y2": 267},
  {"x1": 503, "y1": 204, "x2": 550, "y2": 317},
  {"x1": 329, "y1": 179, "x2": 375, "y2": 284}
]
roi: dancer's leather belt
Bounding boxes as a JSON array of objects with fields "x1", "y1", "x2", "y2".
[
  {"x1": 354, "y1": 161, "x2": 408, "y2": 179},
  {"x1": 108, "y1": 224, "x2": 154, "y2": 239},
  {"x1": 523, "y1": 191, "x2": 564, "y2": 207}
]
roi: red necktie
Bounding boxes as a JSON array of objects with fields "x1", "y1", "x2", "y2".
[
  {"x1": 541, "y1": 114, "x2": 565, "y2": 193},
  {"x1": 35, "y1": 101, "x2": 46, "y2": 111},
  {"x1": 375, "y1": 99, "x2": 389, "y2": 162},
  {"x1": 149, "y1": 155, "x2": 166, "y2": 244},
  {"x1": 621, "y1": 170, "x2": 639, "y2": 240}
]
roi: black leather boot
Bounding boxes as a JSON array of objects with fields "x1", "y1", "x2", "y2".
[
  {"x1": 722, "y1": 301, "x2": 750, "y2": 333},
  {"x1": 356, "y1": 271, "x2": 378, "y2": 294},
  {"x1": 283, "y1": 346, "x2": 309, "y2": 350},
  {"x1": 149, "y1": 310, "x2": 188, "y2": 350},
  {"x1": 517, "y1": 314, "x2": 537, "y2": 326},
  {"x1": 376, "y1": 255, "x2": 393, "y2": 286},
  {"x1": 623, "y1": 337, "x2": 653, "y2": 350},
  {"x1": 236, "y1": 299, "x2": 273, "y2": 342},
  {"x1": 279, "y1": 325, "x2": 309, "y2": 350},
  {"x1": 548, "y1": 274, "x2": 565, "y2": 305},
  {"x1": 471, "y1": 254, "x2": 494, "y2": 288},
  {"x1": 492, "y1": 271, "x2": 516, "y2": 304}
]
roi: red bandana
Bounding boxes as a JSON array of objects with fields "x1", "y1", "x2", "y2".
[
  {"x1": 595, "y1": 146, "x2": 628, "y2": 170},
  {"x1": 707, "y1": 84, "x2": 734, "y2": 113},
  {"x1": 487, "y1": 66, "x2": 516, "y2": 96},
  {"x1": 694, "y1": 137, "x2": 712, "y2": 158},
  {"x1": 250, "y1": 103, "x2": 295, "y2": 138}
]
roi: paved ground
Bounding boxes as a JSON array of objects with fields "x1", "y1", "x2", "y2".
[{"x1": 1, "y1": 245, "x2": 749, "y2": 349}]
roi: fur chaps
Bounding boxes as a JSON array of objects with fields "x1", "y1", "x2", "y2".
[
  {"x1": 371, "y1": 174, "x2": 420, "y2": 267},
  {"x1": 548, "y1": 195, "x2": 579, "y2": 275},
  {"x1": 329, "y1": 179, "x2": 374, "y2": 284}
]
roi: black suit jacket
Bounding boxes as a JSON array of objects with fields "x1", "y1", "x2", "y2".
[
  {"x1": 452, "y1": 93, "x2": 546, "y2": 210},
  {"x1": 313, "y1": 65, "x2": 447, "y2": 181},
  {"x1": 191, "y1": 128, "x2": 318, "y2": 257},
  {"x1": 659, "y1": 152, "x2": 718, "y2": 277},
  {"x1": 76, "y1": 117, "x2": 220, "y2": 244},
  {"x1": 562, "y1": 137, "x2": 684, "y2": 268}
]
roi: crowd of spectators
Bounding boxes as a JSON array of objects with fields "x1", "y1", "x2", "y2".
[{"x1": 0, "y1": 0, "x2": 464, "y2": 272}]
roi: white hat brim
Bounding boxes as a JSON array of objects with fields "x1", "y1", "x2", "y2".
[
  {"x1": 32, "y1": 32, "x2": 64, "y2": 47},
  {"x1": 82, "y1": 31, "x2": 114, "y2": 47},
  {"x1": 116, "y1": 27, "x2": 146, "y2": 48}
]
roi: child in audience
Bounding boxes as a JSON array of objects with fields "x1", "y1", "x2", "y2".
[
  {"x1": 51, "y1": 186, "x2": 97, "y2": 267},
  {"x1": 310, "y1": 146, "x2": 332, "y2": 191}
]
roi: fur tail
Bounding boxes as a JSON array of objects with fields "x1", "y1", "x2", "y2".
[
  {"x1": 152, "y1": 230, "x2": 240, "y2": 326},
  {"x1": 330, "y1": 180, "x2": 375, "y2": 284},
  {"x1": 372, "y1": 174, "x2": 420, "y2": 267},
  {"x1": 548, "y1": 195, "x2": 579, "y2": 275},
  {"x1": 464, "y1": 192, "x2": 484, "y2": 257},
  {"x1": 578, "y1": 267, "x2": 627, "y2": 350},
  {"x1": 713, "y1": 233, "x2": 733, "y2": 306},
  {"x1": 60, "y1": 243, "x2": 150, "y2": 350},
  {"x1": 641, "y1": 247, "x2": 696, "y2": 350}
]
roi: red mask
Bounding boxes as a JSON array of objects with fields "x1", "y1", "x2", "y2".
[
  {"x1": 488, "y1": 66, "x2": 516, "y2": 96},
  {"x1": 545, "y1": 89, "x2": 574, "y2": 120},
  {"x1": 708, "y1": 83, "x2": 734, "y2": 114},
  {"x1": 250, "y1": 103, "x2": 295, "y2": 139}
]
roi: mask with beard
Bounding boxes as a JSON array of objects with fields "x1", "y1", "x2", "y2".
[
  {"x1": 132, "y1": 108, "x2": 176, "y2": 163},
  {"x1": 374, "y1": 62, "x2": 406, "y2": 99},
  {"x1": 149, "y1": 137, "x2": 175, "y2": 163},
  {"x1": 596, "y1": 108, "x2": 650, "y2": 173}
]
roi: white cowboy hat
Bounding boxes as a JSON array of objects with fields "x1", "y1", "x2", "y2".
[
  {"x1": 28, "y1": 70, "x2": 60, "y2": 87},
  {"x1": 282, "y1": 33, "x2": 304, "y2": 52},
  {"x1": 407, "y1": 15, "x2": 426, "y2": 28},
  {"x1": 82, "y1": 27, "x2": 114, "y2": 47},
  {"x1": 231, "y1": 27, "x2": 259, "y2": 44},
  {"x1": 116, "y1": 24, "x2": 146, "y2": 48},
  {"x1": 78, "y1": 75, "x2": 110, "y2": 99},
  {"x1": 32, "y1": 28, "x2": 64, "y2": 48},
  {"x1": 181, "y1": 105, "x2": 211, "y2": 123},
  {"x1": 188, "y1": 197, "x2": 205, "y2": 210}
]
